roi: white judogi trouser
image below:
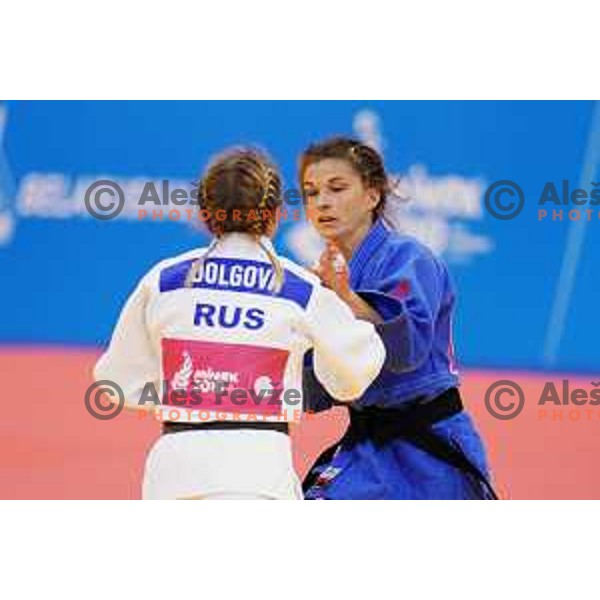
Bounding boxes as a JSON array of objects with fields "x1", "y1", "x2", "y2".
[{"x1": 141, "y1": 429, "x2": 302, "y2": 500}]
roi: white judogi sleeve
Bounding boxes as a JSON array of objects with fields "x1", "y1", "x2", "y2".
[
  {"x1": 303, "y1": 285, "x2": 386, "y2": 402},
  {"x1": 94, "y1": 270, "x2": 160, "y2": 407}
]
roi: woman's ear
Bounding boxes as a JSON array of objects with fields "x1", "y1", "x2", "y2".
[{"x1": 367, "y1": 188, "x2": 380, "y2": 210}]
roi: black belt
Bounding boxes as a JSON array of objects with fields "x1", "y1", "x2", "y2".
[
  {"x1": 304, "y1": 387, "x2": 498, "y2": 499},
  {"x1": 162, "y1": 421, "x2": 289, "y2": 436},
  {"x1": 349, "y1": 386, "x2": 465, "y2": 441}
]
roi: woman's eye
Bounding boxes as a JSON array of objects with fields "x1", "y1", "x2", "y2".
[
  {"x1": 304, "y1": 189, "x2": 317, "y2": 198},
  {"x1": 330, "y1": 186, "x2": 346, "y2": 193}
]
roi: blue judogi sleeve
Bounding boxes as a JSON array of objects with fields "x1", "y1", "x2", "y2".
[{"x1": 356, "y1": 244, "x2": 445, "y2": 374}]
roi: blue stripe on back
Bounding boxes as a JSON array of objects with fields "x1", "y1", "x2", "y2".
[{"x1": 278, "y1": 268, "x2": 313, "y2": 310}]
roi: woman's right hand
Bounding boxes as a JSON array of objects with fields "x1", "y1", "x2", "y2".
[
  {"x1": 311, "y1": 243, "x2": 351, "y2": 297},
  {"x1": 311, "y1": 243, "x2": 382, "y2": 324}
]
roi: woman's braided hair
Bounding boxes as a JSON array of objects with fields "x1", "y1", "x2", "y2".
[
  {"x1": 298, "y1": 136, "x2": 390, "y2": 219},
  {"x1": 186, "y1": 147, "x2": 285, "y2": 292},
  {"x1": 198, "y1": 147, "x2": 282, "y2": 237}
]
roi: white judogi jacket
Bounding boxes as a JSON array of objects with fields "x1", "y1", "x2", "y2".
[{"x1": 94, "y1": 233, "x2": 386, "y2": 423}]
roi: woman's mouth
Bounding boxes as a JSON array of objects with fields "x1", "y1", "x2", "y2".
[{"x1": 317, "y1": 216, "x2": 337, "y2": 225}]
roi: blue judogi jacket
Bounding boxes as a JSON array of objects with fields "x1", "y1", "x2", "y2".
[{"x1": 303, "y1": 218, "x2": 492, "y2": 499}]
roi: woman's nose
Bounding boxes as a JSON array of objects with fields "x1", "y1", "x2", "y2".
[{"x1": 314, "y1": 193, "x2": 331, "y2": 209}]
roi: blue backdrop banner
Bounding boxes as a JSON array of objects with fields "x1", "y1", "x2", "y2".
[{"x1": 0, "y1": 100, "x2": 598, "y2": 372}]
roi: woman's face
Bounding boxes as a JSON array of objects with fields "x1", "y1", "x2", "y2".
[{"x1": 302, "y1": 158, "x2": 379, "y2": 243}]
